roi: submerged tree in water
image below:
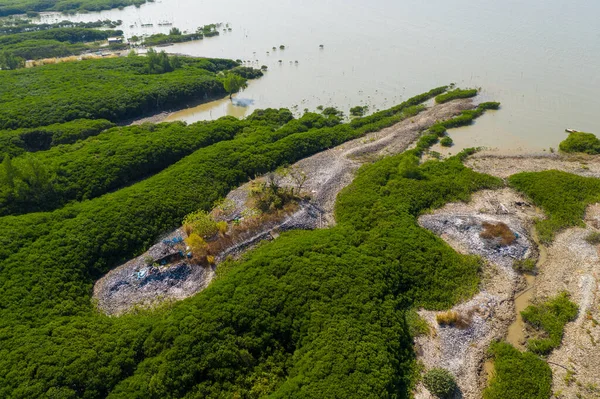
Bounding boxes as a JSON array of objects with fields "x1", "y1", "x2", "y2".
[{"x1": 218, "y1": 72, "x2": 248, "y2": 99}]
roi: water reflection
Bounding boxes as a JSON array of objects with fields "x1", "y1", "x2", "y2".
[
  {"x1": 165, "y1": 94, "x2": 250, "y2": 123},
  {"x1": 38, "y1": 0, "x2": 600, "y2": 152}
]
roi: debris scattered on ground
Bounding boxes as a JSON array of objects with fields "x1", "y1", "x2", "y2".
[
  {"x1": 415, "y1": 188, "x2": 544, "y2": 399},
  {"x1": 535, "y1": 226, "x2": 600, "y2": 398},
  {"x1": 93, "y1": 229, "x2": 214, "y2": 316}
]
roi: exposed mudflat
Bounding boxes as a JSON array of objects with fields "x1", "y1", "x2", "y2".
[
  {"x1": 415, "y1": 188, "x2": 544, "y2": 399},
  {"x1": 536, "y1": 223, "x2": 600, "y2": 398},
  {"x1": 466, "y1": 152, "x2": 600, "y2": 179},
  {"x1": 93, "y1": 98, "x2": 475, "y2": 315}
]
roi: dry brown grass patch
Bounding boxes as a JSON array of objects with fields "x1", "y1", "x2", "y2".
[
  {"x1": 436, "y1": 310, "x2": 471, "y2": 328},
  {"x1": 480, "y1": 221, "x2": 516, "y2": 246}
]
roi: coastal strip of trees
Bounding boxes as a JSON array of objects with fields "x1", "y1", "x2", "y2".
[
  {"x1": 0, "y1": 55, "x2": 252, "y2": 129},
  {"x1": 0, "y1": 0, "x2": 147, "y2": 17}
]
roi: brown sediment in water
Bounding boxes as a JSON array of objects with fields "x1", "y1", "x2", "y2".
[{"x1": 505, "y1": 229, "x2": 546, "y2": 349}]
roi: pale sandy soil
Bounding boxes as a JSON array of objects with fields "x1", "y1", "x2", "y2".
[
  {"x1": 537, "y1": 220, "x2": 600, "y2": 398},
  {"x1": 415, "y1": 188, "x2": 543, "y2": 399},
  {"x1": 466, "y1": 152, "x2": 600, "y2": 179}
]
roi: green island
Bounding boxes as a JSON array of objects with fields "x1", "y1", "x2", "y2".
[
  {"x1": 0, "y1": 0, "x2": 148, "y2": 17},
  {"x1": 0, "y1": 54, "x2": 259, "y2": 129},
  {"x1": 1, "y1": 4, "x2": 600, "y2": 399}
]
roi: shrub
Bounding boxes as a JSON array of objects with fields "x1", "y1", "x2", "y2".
[
  {"x1": 435, "y1": 88, "x2": 478, "y2": 104},
  {"x1": 436, "y1": 311, "x2": 458, "y2": 325},
  {"x1": 478, "y1": 101, "x2": 500, "y2": 110},
  {"x1": 521, "y1": 292, "x2": 579, "y2": 355},
  {"x1": 423, "y1": 368, "x2": 457, "y2": 398},
  {"x1": 183, "y1": 210, "x2": 218, "y2": 238},
  {"x1": 440, "y1": 137, "x2": 453, "y2": 147},
  {"x1": 509, "y1": 171, "x2": 600, "y2": 244},
  {"x1": 429, "y1": 123, "x2": 447, "y2": 137},
  {"x1": 416, "y1": 134, "x2": 439, "y2": 152},
  {"x1": 184, "y1": 233, "x2": 209, "y2": 262},
  {"x1": 585, "y1": 231, "x2": 600, "y2": 245},
  {"x1": 484, "y1": 342, "x2": 552, "y2": 399},
  {"x1": 513, "y1": 258, "x2": 536, "y2": 274},
  {"x1": 436, "y1": 310, "x2": 470, "y2": 328},
  {"x1": 480, "y1": 222, "x2": 516, "y2": 246},
  {"x1": 216, "y1": 221, "x2": 228, "y2": 235},
  {"x1": 559, "y1": 132, "x2": 600, "y2": 154},
  {"x1": 349, "y1": 105, "x2": 368, "y2": 117}
]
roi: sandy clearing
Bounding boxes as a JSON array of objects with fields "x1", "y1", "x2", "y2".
[
  {"x1": 534, "y1": 225, "x2": 600, "y2": 398},
  {"x1": 415, "y1": 188, "x2": 544, "y2": 399},
  {"x1": 466, "y1": 152, "x2": 600, "y2": 179}
]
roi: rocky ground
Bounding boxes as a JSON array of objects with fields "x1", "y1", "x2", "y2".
[
  {"x1": 93, "y1": 98, "x2": 476, "y2": 315},
  {"x1": 415, "y1": 188, "x2": 543, "y2": 399},
  {"x1": 93, "y1": 229, "x2": 214, "y2": 316},
  {"x1": 538, "y1": 222, "x2": 600, "y2": 398},
  {"x1": 466, "y1": 152, "x2": 600, "y2": 179}
]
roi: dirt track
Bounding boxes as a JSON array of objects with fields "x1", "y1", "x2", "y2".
[
  {"x1": 280, "y1": 98, "x2": 476, "y2": 224},
  {"x1": 94, "y1": 98, "x2": 476, "y2": 315}
]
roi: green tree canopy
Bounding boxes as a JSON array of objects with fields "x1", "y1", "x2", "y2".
[{"x1": 218, "y1": 72, "x2": 248, "y2": 99}]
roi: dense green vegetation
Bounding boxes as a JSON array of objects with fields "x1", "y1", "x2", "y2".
[
  {"x1": 0, "y1": 88, "x2": 502, "y2": 397},
  {"x1": 521, "y1": 292, "x2": 578, "y2": 355},
  {"x1": 484, "y1": 342, "x2": 552, "y2": 399},
  {"x1": 0, "y1": 118, "x2": 114, "y2": 160},
  {"x1": 559, "y1": 131, "x2": 600, "y2": 154},
  {"x1": 422, "y1": 368, "x2": 457, "y2": 398},
  {"x1": 0, "y1": 27, "x2": 122, "y2": 45},
  {"x1": 0, "y1": 18, "x2": 122, "y2": 35},
  {"x1": 509, "y1": 170, "x2": 600, "y2": 243},
  {"x1": 0, "y1": 27, "x2": 124, "y2": 62},
  {"x1": 143, "y1": 24, "x2": 219, "y2": 46},
  {"x1": 440, "y1": 136, "x2": 453, "y2": 147},
  {"x1": 435, "y1": 88, "x2": 478, "y2": 104},
  {"x1": 0, "y1": 55, "x2": 244, "y2": 129},
  {"x1": 0, "y1": 0, "x2": 146, "y2": 17},
  {"x1": 0, "y1": 118, "x2": 250, "y2": 215},
  {"x1": 0, "y1": 93, "x2": 436, "y2": 255}
]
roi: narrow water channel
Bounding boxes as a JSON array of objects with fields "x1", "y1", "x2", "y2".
[{"x1": 485, "y1": 227, "x2": 547, "y2": 381}]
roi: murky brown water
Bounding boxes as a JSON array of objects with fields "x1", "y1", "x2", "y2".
[{"x1": 39, "y1": 0, "x2": 600, "y2": 152}]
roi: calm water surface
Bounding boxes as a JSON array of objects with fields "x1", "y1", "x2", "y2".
[{"x1": 42, "y1": 0, "x2": 600, "y2": 152}]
